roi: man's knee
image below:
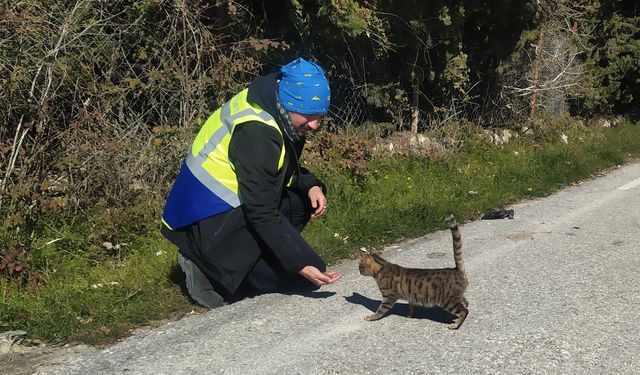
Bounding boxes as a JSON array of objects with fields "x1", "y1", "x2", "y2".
[{"x1": 279, "y1": 189, "x2": 312, "y2": 231}]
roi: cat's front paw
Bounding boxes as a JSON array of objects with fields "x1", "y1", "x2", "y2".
[{"x1": 364, "y1": 314, "x2": 381, "y2": 321}]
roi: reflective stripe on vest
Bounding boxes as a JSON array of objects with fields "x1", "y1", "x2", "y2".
[{"x1": 185, "y1": 89, "x2": 286, "y2": 209}]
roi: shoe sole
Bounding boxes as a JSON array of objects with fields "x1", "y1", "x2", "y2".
[{"x1": 178, "y1": 254, "x2": 224, "y2": 308}]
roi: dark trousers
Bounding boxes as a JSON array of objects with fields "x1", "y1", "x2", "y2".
[
  {"x1": 163, "y1": 188, "x2": 325, "y2": 300},
  {"x1": 239, "y1": 188, "x2": 324, "y2": 297}
]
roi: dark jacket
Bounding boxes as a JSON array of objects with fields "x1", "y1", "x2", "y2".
[{"x1": 162, "y1": 72, "x2": 326, "y2": 294}]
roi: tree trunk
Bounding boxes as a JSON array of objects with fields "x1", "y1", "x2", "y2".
[
  {"x1": 410, "y1": 73, "x2": 419, "y2": 133},
  {"x1": 410, "y1": 45, "x2": 420, "y2": 133},
  {"x1": 529, "y1": 21, "x2": 545, "y2": 121}
]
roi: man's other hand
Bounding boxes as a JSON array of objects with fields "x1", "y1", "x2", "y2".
[{"x1": 308, "y1": 186, "x2": 327, "y2": 219}]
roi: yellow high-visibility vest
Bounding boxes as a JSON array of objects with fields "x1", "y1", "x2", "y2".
[{"x1": 162, "y1": 89, "x2": 288, "y2": 229}]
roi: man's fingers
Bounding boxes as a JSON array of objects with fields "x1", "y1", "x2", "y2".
[
  {"x1": 312, "y1": 199, "x2": 327, "y2": 218},
  {"x1": 310, "y1": 205, "x2": 326, "y2": 219},
  {"x1": 325, "y1": 271, "x2": 342, "y2": 283},
  {"x1": 314, "y1": 271, "x2": 332, "y2": 284},
  {"x1": 319, "y1": 271, "x2": 341, "y2": 284}
]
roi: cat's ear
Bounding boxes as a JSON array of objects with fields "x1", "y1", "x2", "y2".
[{"x1": 359, "y1": 247, "x2": 370, "y2": 258}]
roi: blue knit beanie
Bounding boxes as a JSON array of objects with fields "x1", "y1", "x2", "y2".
[{"x1": 278, "y1": 58, "x2": 331, "y2": 114}]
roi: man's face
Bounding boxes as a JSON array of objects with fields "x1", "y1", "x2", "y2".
[{"x1": 289, "y1": 112, "x2": 323, "y2": 136}]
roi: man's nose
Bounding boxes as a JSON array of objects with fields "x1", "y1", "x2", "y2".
[{"x1": 307, "y1": 119, "x2": 320, "y2": 130}]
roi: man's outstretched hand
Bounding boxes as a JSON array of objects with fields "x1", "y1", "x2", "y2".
[{"x1": 298, "y1": 265, "x2": 342, "y2": 287}]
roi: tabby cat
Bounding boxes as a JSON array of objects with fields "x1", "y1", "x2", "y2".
[{"x1": 358, "y1": 214, "x2": 469, "y2": 329}]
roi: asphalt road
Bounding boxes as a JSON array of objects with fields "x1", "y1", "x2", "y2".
[{"x1": 36, "y1": 162, "x2": 640, "y2": 375}]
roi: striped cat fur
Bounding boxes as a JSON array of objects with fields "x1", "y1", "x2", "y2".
[{"x1": 358, "y1": 214, "x2": 469, "y2": 329}]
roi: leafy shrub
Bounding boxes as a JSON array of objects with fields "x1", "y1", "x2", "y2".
[
  {"x1": 303, "y1": 131, "x2": 373, "y2": 185},
  {"x1": 0, "y1": 0, "x2": 287, "y2": 277}
]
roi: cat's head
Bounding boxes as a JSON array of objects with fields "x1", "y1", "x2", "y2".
[{"x1": 358, "y1": 249, "x2": 384, "y2": 277}]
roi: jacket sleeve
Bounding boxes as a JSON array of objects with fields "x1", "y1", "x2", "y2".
[
  {"x1": 229, "y1": 122, "x2": 317, "y2": 274},
  {"x1": 293, "y1": 167, "x2": 327, "y2": 196}
]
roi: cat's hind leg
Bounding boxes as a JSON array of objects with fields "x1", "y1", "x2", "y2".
[
  {"x1": 365, "y1": 297, "x2": 397, "y2": 321},
  {"x1": 445, "y1": 297, "x2": 469, "y2": 329}
]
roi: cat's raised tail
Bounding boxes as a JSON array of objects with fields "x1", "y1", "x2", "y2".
[{"x1": 444, "y1": 214, "x2": 464, "y2": 273}]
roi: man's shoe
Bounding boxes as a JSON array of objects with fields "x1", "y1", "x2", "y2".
[{"x1": 178, "y1": 254, "x2": 224, "y2": 308}]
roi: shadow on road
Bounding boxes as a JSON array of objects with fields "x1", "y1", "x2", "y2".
[
  {"x1": 345, "y1": 292, "x2": 455, "y2": 323},
  {"x1": 287, "y1": 290, "x2": 337, "y2": 299}
]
